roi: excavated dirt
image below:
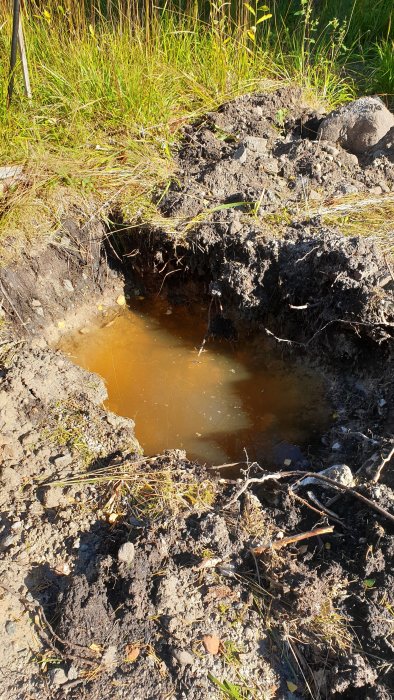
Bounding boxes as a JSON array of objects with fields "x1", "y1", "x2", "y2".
[{"x1": 0, "y1": 87, "x2": 393, "y2": 700}]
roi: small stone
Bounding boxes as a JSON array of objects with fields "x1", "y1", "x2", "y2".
[
  {"x1": 1, "y1": 535, "x2": 16, "y2": 548},
  {"x1": 370, "y1": 186, "x2": 382, "y2": 195},
  {"x1": 63, "y1": 279, "x2": 74, "y2": 292},
  {"x1": 116, "y1": 294, "x2": 126, "y2": 306},
  {"x1": 118, "y1": 541, "x2": 135, "y2": 565},
  {"x1": 309, "y1": 190, "x2": 320, "y2": 201},
  {"x1": 300, "y1": 464, "x2": 354, "y2": 489},
  {"x1": 53, "y1": 453, "x2": 72, "y2": 468},
  {"x1": 263, "y1": 159, "x2": 279, "y2": 175},
  {"x1": 244, "y1": 136, "x2": 268, "y2": 154},
  {"x1": 79, "y1": 327, "x2": 90, "y2": 334},
  {"x1": 233, "y1": 143, "x2": 247, "y2": 163},
  {"x1": 31, "y1": 299, "x2": 42, "y2": 308},
  {"x1": 5, "y1": 621, "x2": 16, "y2": 635},
  {"x1": 173, "y1": 649, "x2": 194, "y2": 666},
  {"x1": 323, "y1": 144, "x2": 339, "y2": 156},
  {"x1": 11, "y1": 520, "x2": 23, "y2": 531},
  {"x1": 0, "y1": 165, "x2": 23, "y2": 180},
  {"x1": 49, "y1": 668, "x2": 68, "y2": 686},
  {"x1": 332, "y1": 442, "x2": 342, "y2": 451},
  {"x1": 67, "y1": 665, "x2": 78, "y2": 681}
]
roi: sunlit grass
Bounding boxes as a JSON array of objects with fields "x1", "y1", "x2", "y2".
[{"x1": 0, "y1": 2, "x2": 392, "y2": 259}]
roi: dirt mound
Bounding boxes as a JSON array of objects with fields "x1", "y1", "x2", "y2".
[{"x1": 160, "y1": 87, "x2": 394, "y2": 222}]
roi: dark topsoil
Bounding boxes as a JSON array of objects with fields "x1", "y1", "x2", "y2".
[{"x1": 0, "y1": 87, "x2": 393, "y2": 700}]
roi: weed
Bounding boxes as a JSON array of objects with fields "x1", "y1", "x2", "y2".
[{"x1": 42, "y1": 399, "x2": 97, "y2": 465}]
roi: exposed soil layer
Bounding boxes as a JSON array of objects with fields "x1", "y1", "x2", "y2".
[{"x1": 0, "y1": 87, "x2": 393, "y2": 700}]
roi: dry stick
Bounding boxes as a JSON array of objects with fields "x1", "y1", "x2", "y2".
[
  {"x1": 291, "y1": 488, "x2": 349, "y2": 529},
  {"x1": 222, "y1": 471, "x2": 297, "y2": 509},
  {"x1": 252, "y1": 526, "x2": 334, "y2": 555},
  {"x1": 372, "y1": 445, "x2": 394, "y2": 483},
  {"x1": 224, "y1": 470, "x2": 394, "y2": 524}
]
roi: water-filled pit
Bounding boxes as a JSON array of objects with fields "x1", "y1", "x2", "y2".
[{"x1": 59, "y1": 297, "x2": 330, "y2": 466}]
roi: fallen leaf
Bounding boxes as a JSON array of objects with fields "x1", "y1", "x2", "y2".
[
  {"x1": 286, "y1": 680, "x2": 298, "y2": 692},
  {"x1": 202, "y1": 634, "x2": 220, "y2": 655},
  {"x1": 363, "y1": 578, "x2": 376, "y2": 589},
  {"x1": 125, "y1": 644, "x2": 140, "y2": 662}
]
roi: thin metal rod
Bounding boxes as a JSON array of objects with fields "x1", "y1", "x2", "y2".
[{"x1": 7, "y1": 0, "x2": 21, "y2": 107}]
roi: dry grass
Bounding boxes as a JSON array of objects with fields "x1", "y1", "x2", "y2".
[{"x1": 51, "y1": 453, "x2": 216, "y2": 522}]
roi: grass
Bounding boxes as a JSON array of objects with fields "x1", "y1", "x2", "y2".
[
  {"x1": 0, "y1": 1, "x2": 392, "y2": 260},
  {"x1": 50, "y1": 453, "x2": 216, "y2": 522}
]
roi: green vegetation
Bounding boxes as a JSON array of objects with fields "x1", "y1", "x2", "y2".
[{"x1": 0, "y1": 1, "x2": 392, "y2": 257}]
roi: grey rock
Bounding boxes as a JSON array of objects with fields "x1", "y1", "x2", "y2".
[
  {"x1": 232, "y1": 143, "x2": 247, "y2": 163},
  {"x1": 263, "y1": 159, "x2": 279, "y2": 175},
  {"x1": 5, "y1": 621, "x2": 16, "y2": 635},
  {"x1": 118, "y1": 541, "x2": 135, "y2": 565},
  {"x1": 173, "y1": 649, "x2": 194, "y2": 666},
  {"x1": 1, "y1": 535, "x2": 16, "y2": 548},
  {"x1": 53, "y1": 453, "x2": 72, "y2": 468},
  {"x1": 49, "y1": 668, "x2": 68, "y2": 686},
  {"x1": 0, "y1": 165, "x2": 23, "y2": 181},
  {"x1": 244, "y1": 136, "x2": 268, "y2": 154},
  {"x1": 300, "y1": 464, "x2": 354, "y2": 489},
  {"x1": 318, "y1": 97, "x2": 394, "y2": 154},
  {"x1": 67, "y1": 665, "x2": 78, "y2": 681}
]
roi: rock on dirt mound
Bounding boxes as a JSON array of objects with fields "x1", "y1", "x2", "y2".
[{"x1": 318, "y1": 96, "x2": 394, "y2": 155}]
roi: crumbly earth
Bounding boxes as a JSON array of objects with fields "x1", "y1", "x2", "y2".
[{"x1": 0, "y1": 87, "x2": 393, "y2": 700}]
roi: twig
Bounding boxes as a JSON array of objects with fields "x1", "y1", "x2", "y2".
[
  {"x1": 299, "y1": 472, "x2": 394, "y2": 524},
  {"x1": 222, "y1": 471, "x2": 297, "y2": 509},
  {"x1": 371, "y1": 445, "x2": 394, "y2": 483},
  {"x1": 251, "y1": 526, "x2": 334, "y2": 554},
  {"x1": 291, "y1": 488, "x2": 348, "y2": 529},
  {"x1": 224, "y1": 470, "x2": 394, "y2": 524}
]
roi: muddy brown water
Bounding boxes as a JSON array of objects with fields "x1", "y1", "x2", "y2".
[{"x1": 59, "y1": 298, "x2": 330, "y2": 466}]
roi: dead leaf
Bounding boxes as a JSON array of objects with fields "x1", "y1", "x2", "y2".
[
  {"x1": 202, "y1": 634, "x2": 220, "y2": 655},
  {"x1": 286, "y1": 680, "x2": 298, "y2": 692},
  {"x1": 125, "y1": 644, "x2": 140, "y2": 662}
]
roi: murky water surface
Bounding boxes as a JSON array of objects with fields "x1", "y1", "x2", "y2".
[{"x1": 60, "y1": 299, "x2": 330, "y2": 465}]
